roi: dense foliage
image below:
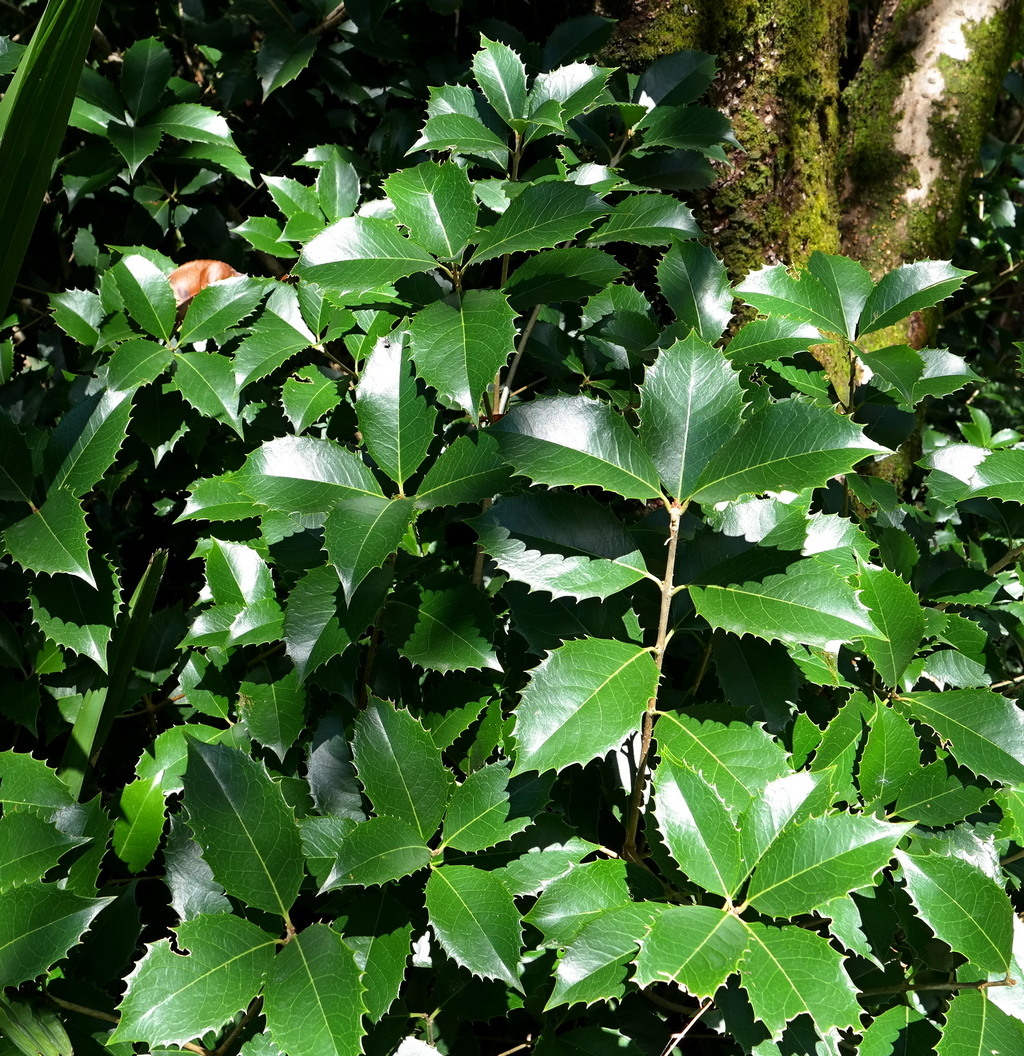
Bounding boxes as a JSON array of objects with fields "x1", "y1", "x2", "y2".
[{"x1": 1, "y1": 3, "x2": 1023, "y2": 1056}]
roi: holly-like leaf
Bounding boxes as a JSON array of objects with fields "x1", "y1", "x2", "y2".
[
  {"x1": 0, "y1": 883, "x2": 111, "y2": 988},
  {"x1": 468, "y1": 183, "x2": 607, "y2": 266},
  {"x1": 235, "y1": 436, "x2": 382, "y2": 515},
  {"x1": 263, "y1": 924, "x2": 365, "y2": 1056},
  {"x1": 736, "y1": 262, "x2": 857, "y2": 338},
  {"x1": 512, "y1": 637, "x2": 659, "y2": 774},
  {"x1": 120, "y1": 37, "x2": 170, "y2": 118},
  {"x1": 544, "y1": 903, "x2": 655, "y2": 1010},
  {"x1": 296, "y1": 217, "x2": 437, "y2": 294},
  {"x1": 589, "y1": 193, "x2": 700, "y2": 245},
  {"x1": 473, "y1": 35, "x2": 528, "y2": 126},
  {"x1": 238, "y1": 672, "x2": 305, "y2": 763},
  {"x1": 385, "y1": 161, "x2": 476, "y2": 261},
  {"x1": 861, "y1": 345, "x2": 981, "y2": 408},
  {"x1": 356, "y1": 334, "x2": 437, "y2": 487},
  {"x1": 321, "y1": 817, "x2": 431, "y2": 889},
  {"x1": 633, "y1": 905, "x2": 749, "y2": 998},
  {"x1": 29, "y1": 562, "x2": 119, "y2": 670},
  {"x1": 525, "y1": 859, "x2": 631, "y2": 944},
  {"x1": 895, "y1": 761, "x2": 993, "y2": 825},
  {"x1": 858, "y1": 563, "x2": 925, "y2": 687},
  {"x1": 425, "y1": 865, "x2": 522, "y2": 989},
  {"x1": 441, "y1": 764, "x2": 533, "y2": 852},
  {"x1": 171, "y1": 351, "x2": 243, "y2": 435},
  {"x1": 493, "y1": 395, "x2": 663, "y2": 500},
  {"x1": 111, "y1": 914, "x2": 275, "y2": 1046},
  {"x1": 691, "y1": 558, "x2": 880, "y2": 650},
  {"x1": 857, "y1": 702, "x2": 921, "y2": 809},
  {"x1": 739, "y1": 921, "x2": 861, "y2": 1041},
  {"x1": 281, "y1": 366, "x2": 340, "y2": 433},
  {"x1": 384, "y1": 582, "x2": 501, "y2": 673},
  {"x1": 503, "y1": 247, "x2": 624, "y2": 310},
  {"x1": 636, "y1": 50, "x2": 717, "y2": 108},
  {"x1": 657, "y1": 239, "x2": 732, "y2": 341},
  {"x1": 184, "y1": 740, "x2": 303, "y2": 917},
  {"x1": 46, "y1": 388, "x2": 133, "y2": 498},
  {"x1": 531, "y1": 60, "x2": 612, "y2": 124},
  {"x1": 408, "y1": 290, "x2": 516, "y2": 421},
  {"x1": 284, "y1": 565, "x2": 351, "y2": 683},
  {"x1": 106, "y1": 338, "x2": 175, "y2": 391},
  {"x1": 342, "y1": 892, "x2": 411, "y2": 1023},
  {"x1": 745, "y1": 812, "x2": 912, "y2": 917},
  {"x1": 113, "y1": 254, "x2": 177, "y2": 340},
  {"x1": 689, "y1": 400, "x2": 886, "y2": 504},
  {"x1": 257, "y1": 30, "x2": 316, "y2": 98},
  {"x1": 896, "y1": 689, "x2": 1024, "y2": 785},
  {"x1": 353, "y1": 700, "x2": 453, "y2": 841},
  {"x1": 858, "y1": 260, "x2": 972, "y2": 336},
  {"x1": 0, "y1": 813, "x2": 87, "y2": 892},
  {"x1": 654, "y1": 758, "x2": 745, "y2": 899},
  {"x1": 938, "y1": 990, "x2": 1024, "y2": 1056},
  {"x1": 412, "y1": 431, "x2": 512, "y2": 509},
  {"x1": 895, "y1": 850, "x2": 1012, "y2": 972},
  {"x1": 324, "y1": 496, "x2": 414, "y2": 600},
  {"x1": 4, "y1": 490, "x2": 95, "y2": 586},
  {"x1": 638, "y1": 332, "x2": 744, "y2": 499},
  {"x1": 179, "y1": 276, "x2": 267, "y2": 344},
  {"x1": 725, "y1": 315, "x2": 821, "y2": 365}
]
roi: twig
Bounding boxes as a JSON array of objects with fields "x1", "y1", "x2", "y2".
[
  {"x1": 45, "y1": 994, "x2": 118, "y2": 1024},
  {"x1": 215, "y1": 997, "x2": 263, "y2": 1056},
  {"x1": 859, "y1": 976, "x2": 1014, "y2": 997},
  {"x1": 659, "y1": 996, "x2": 713, "y2": 1056},
  {"x1": 498, "y1": 304, "x2": 543, "y2": 416},
  {"x1": 314, "y1": 2, "x2": 347, "y2": 33},
  {"x1": 987, "y1": 542, "x2": 1024, "y2": 577}
]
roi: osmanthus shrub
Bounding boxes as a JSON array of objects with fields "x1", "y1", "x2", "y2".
[{"x1": 0, "y1": 27, "x2": 1023, "y2": 1056}]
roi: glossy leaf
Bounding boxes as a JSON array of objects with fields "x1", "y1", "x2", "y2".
[
  {"x1": 111, "y1": 914, "x2": 275, "y2": 1046},
  {"x1": 4, "y1": 490, "x2": 95, "y2": 586},
  {"x1": 938, "y1": 990, "x2": 1024, "y2": 1056},
  {"x1": 171, "y1": 351, "x2": 243, "y2": 435},
  {"x1": 179, "y1": 276, "x2": 266, "y2": 344},
  {"x1": 657, "y1": 239, "x2": 732, "y2": 340},
  {"x1": 512, "y1": 637, "x2": 659, "y2": 774},
  {"x1": 858, "y1": 564, "x2": 925, "y2": 687},
  {"x1": 0, "y1": 813, "x2": 86, "y2": 892},
  {"x1": 281, "y1": 365, "x2": 340, "y2": 433},
  {"x1": 725, "y1": 315, "x2": 822, "y2": 364},
  {"x1": 857, "y1": 702, "x2": 922, "y2": 809},
  {"x1": 638, "y1": 332, "x2": 744, "y2": 499},
  {"x1": 441, "y1": 764, "x2": 532, "y2": 852},
  {"x1": 113, "y1": 254, "x2": 177, "y2": 340},
  {"x1": 408, "y1": 290, "x2": 516, "y2": 421},
  {"x1": 425, "y1": 865, "x2": 522, "y2": 989},
  {"x1": 322, "y1": 817, "x2": 431, "y2": 889},
  {"x1": 473, "y1": 36, "x2": 528, "y2": 126},
  {"x1": 353, "y1": 699, "x2": 453, "y2": 841},
  {"x1": 385, "y1": 161, "x2": 476, "y2": 261},
  {"x1": 46, "y1": 388, "x2": 133, "y2": 498},
  {"x1": 589, "y1": 193, "x2": 700, "y2": 245},
  {"x1": 896, "y1": 850, "x2": 1012, "y2": 971},
  {"x1": 633, "y1": 905, "x2": 748, "y2": 998},
  {"x1": 503, "y1": 247, "x2": 624, "y2": 309},
  {"x1": 859, "y1": 260, "x2": 972, "y2": 336},
  {"x1": 285, "y1": 565, "x2": 351, "y2": 683},
  {"x1": 493, "y1": 395, "x2": 663, "y2": 500},
  {"x1": 264, "y1": 925, "x2": 365, "y2": 1056},
  {"x1": 896, "y1": 689, "x2": 1024, "y2": 785},
  {"x1": 736, "y1": 262, "x2": 857, "y2": 338},
  {"x1": 184, "y1": 740, "x2": 303, "y2": 917},
  {"x1": 413, "y1": 432, "x2": 510, "y2": 509},
  {"x1": 468, "y1": 183, "x2": 607, "y2": 266},
  {"x1": 324, "y1": 496, "x2": 415, "y2": 599},
  {"x1": 238, "y1": 673, "x2": 305, "y2": 763}
]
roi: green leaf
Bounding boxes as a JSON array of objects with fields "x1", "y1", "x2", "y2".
[
  {"x1": 473, "y1": 36, "x2": 528, "y2": 126},
  {"x1": 589, "y1": 193, "x2": 700, "y2": 245},
  {"x1": 264, "y1": 924, "x2": 365, "y2": 1056},
  {"x1": 385, "y1": 161, "x2": 476, "y2": 261},
  {"x1": 691, "y1": 558, "x2": 880, "y2": 650},
  {"x1": 0, "y1": 813, "x2": 87, "y2": 892},
  {"x1": 896, "y1": 689, "x2": 1024, "y2": 784},
  {"x1": 257, "y1": 30, "x2": 317, "y2": 97},
  {"x1": 29, "y1": 564, "x2": 118, "y2": 670},
  {"x1": 653, "y1": 758, "x2": 745, "y2": 899},
  {"x1": 411, "y1": 111, "x2": 510, "y2": 162},
  {"x1": 425, "y1": 865, "x2": 522, "y2": 989},
  {"x1": 179, "y1": 276, "x2": 266, "y2": 344},
  {"x1": 295, "y1": 217, "x2": 437, "y2": 295},
  {"x1": 858, "y1": 564, "x2": 925, "y2": 687},
  {"x1": 4, "y1": 490, "x2": 95, "y2": 587},
  {"x1": 409, "y1": 290, "x2": 516, "y2": 421},
  {"x1": 861, "y1": 345, "x2": 981, "y2": 408},
  {"x1": 468, "y1": 183, "x2": 607, "y2": 266},
  {"x1": 178, "y1": 473, "x2": 261, "y2": 523},
  {"x1": 657, "y1": 239, "x2": 732, "y2": 341},
  {"x1": 413, "y1": 431, "x2": 511, "y2": 509},
  {"x1": 111, "y1": 914, "x2": 275, "y2": 1046},
  {"x1": 503, "y1": 247, "x2": 624, "y2": 310},
  {"x1": 235, "y1": 436, "x2": 382, "y2": 515},
  {"x1": 171, "y1": 351, "x2": 243, "y2": 435},
  {"x1": 896, "y1": 850, "x2": 1012, "y2": 971},
  {"x1": 121, "y1": 37, "x2": 170, "y2": 118},
  {"x1": 859, "y1": 260, "x2": 972, "y2": 336},
  {"x1": 739, "y1": 922, "x2": 861, "y2": 1042},
  {"x1": 525, "y1": 859, "x2": 631, "y2": 944},
  {"x1": 689, "y1": 400, "x2": 886, "y2": 504},
  {"x1": 113, "y1": 254, "x2": 177, "y2": 341},
  {"x1": 281, "y1": 366, "x2": 340, "y2": 433},
  {"x1": 633, "y1": 905, "x2": 749, "y2": 998},
  {"x1": 325, "y1": 496, "x2": 414, "y2": 600},
  {"x1": 725, "y1": 315, "x2": 822, "y2": 365},
  {"x1": 233, "y1": 216, "x2": 297, "y2": 257},
  {"x1": 385, "y1": 583, "x2": 501, "y2": 673},
  {"x1": 284, "y1": 565, "x2": 351, "y2": 684},
  {"x1": 938, "y1": 990, "x2": 1024, "y2": 1056},
  {"x1": 46, "y1": 388, "x2": 133, "y2": 498},
  {"x1": 441, "y1": 764, "x2": 533, "y2": 852},
  {"x1": 636, "y1": 50, "x2": 717, "y2": 108},
  {"x1": 637, "y1": 104, "x2": 736, "y2": 153},
  {"x1": 512, "y1": 637, "x2": 659, "y2": 775},
  {"x1": 314, "y1": 150, "x2": 360, "y2": 221},
  {"x1": 356, "y1": 333, "x2": 438, "y2": 487},
  {"x1": 736, "y1": 262, "x2": 857, "y2": 338},
  {"x1": 238, "y1": 672, "x2": 305, "y2": 763},
  {"x1": 655, "y1": 712, "x2": 792, "y2": 808},
  {"x1": 0, "y1": 883, "x2": 110, "y2": 988},
  {"x1": 106, "y1": 338, "x2": 175, "y2": 391},
  {"x1": 531, "y1": 60, "x2": 612, "y2": 124},
  {"x1": 0, "y1": 750, "x2": 74, "y2": 812},
  {"x1": 638, "y1": 332, "x2": 744, "y2": 500},
  {"x1": 184, "y1": 740, "x2": 303, "y2": 917},
  {"x1": 353, "y1": 700, "x2": 453, "y2": 841},
  {"x1": 108, "y1": 119, "x2": 163, "y2": 176},
  {"x1": 341, "y1": 892, "x2": 411, "y2": 1022},
  {"x1": 857, "y1": 702, "x2": 922, "y2": 809},
  {"x1": 895, "y1": 761, "x2": 993, "y2": 825},
  {"x1": 544, "y1": 903, "x2": 655, "y2": 1009},
  {"x1": 745, "y1": 812, "x2": 912, "y2": 917},
  {"x1": 322, "y1": 817, "x2": 431, "y2": 889},
  {"x1": 493, "y1": 395, "x2": 663, "y2": 500}
]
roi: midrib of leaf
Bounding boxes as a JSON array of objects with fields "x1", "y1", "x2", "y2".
[
  {"x1": 435, "y1": 870, "x2": 508, "y2": 973},
  {"x1": 743, "y1": 924, "x2": 801, "y2": 999},
  {"x1": 694, "y1": 447, "x2": 852, "y2": 500},
  {"x1": 547, "y1": 649, "x2": 652, "y2": 739},
  {"x1": 657, "y1": 717, "x2": 750, "y2": 795},
  {"x1": 416, "y1": 604, "x2": 492, "y2": 664},
  {"x1": 441, "y1": 796, "x2": 502, "y2": 847},
  {"x1": 426, "y1": 194, "x2": 455, "y2": 258},
  {"x1": 177, "y1": 356, "x2": 236, "y2": 416},
  {"x1": 696, "y1": 581, "x2": 875, "y2": 634},
  {"x1": 287, "y1": 932, "x2": 334, "y2": 1044},
  {"x1": 367, "y1": 724, "x2": 430, "y2": 840}
]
